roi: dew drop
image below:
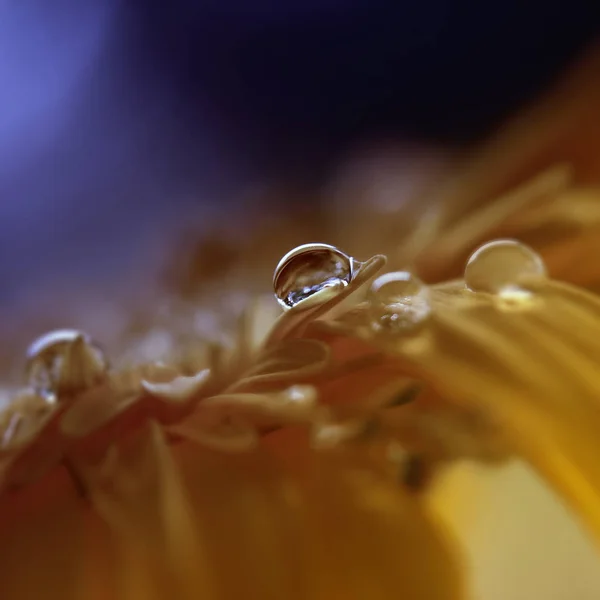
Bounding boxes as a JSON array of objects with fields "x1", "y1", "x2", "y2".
[
  {"x1": 25, "y1": 329, "x2": 108, "y2": 401},
  {"x1": 273, "y1": 243, "x2": 354, "y2": 309},
  {"x1": 368, "y1": 271, "x2": 431, "y2": 331},
  {"x1": 464, "y1": 239, "x2": 547, "y2": 295}
]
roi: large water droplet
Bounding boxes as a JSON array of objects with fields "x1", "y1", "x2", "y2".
[
  {"x1": 464, "y1": 239, "x2": 546, "y2": 295},
  {"x1": 368, "y1": 271, "x2": 431, "y2": 331},
  {"x1": 25, "y1": 329, "x2": 108, "y2": 401},
  {"x1": 273, "y1": 243, "x2": 354, "y2": 309}
]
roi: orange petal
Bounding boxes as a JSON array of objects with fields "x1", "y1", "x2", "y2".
[
  {"x1": 0, "y1": 469, "x2": 87, "y2": 600},
  {"x1": 77, "y1": 423, "x2": 215, "y2": 600}
]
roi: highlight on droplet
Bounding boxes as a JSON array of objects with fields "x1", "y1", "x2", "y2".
[{"x1": 273, "y1": 243, "x2": 355, "y2": 309}]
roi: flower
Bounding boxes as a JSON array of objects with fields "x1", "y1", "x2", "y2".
[
  {"x1": 1, "y1": 231, "x2": 600, "y2": 599},
  {"x1": 0, "y1": 254, "x2": 465, "y2": 600},
  {"x1": 2, "y1": 45, "x2": 600, "y2": 600}
]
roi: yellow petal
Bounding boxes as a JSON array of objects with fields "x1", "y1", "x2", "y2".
[
  {"x1": 312, "y1": 279, "x2": 600, "y2": 543},
  {"x1": 269, "y1": 438, "x2": 464, "y2": 600}
]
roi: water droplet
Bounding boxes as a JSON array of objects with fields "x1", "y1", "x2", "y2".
[
  {"x1": 25, "y1": 329, "x2": 108, "y2": 401},
  {"x1": 464, "y1": 239, "x2": 546, "y2": 295},
  {"x1": 273, "y1": 243, "x2": 354, "y2": 309},
  {"x1": 368, "y1": 271, "x2": 431, "y2": 331}
]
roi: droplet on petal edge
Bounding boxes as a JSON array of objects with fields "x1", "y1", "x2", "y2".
[
  {"x1": 25, "y1": 329, "x2": 108, "y2": 401},
  {"x1": 273, "y1": 243, "x2": 355, "y2": 310},
  {"x1": 368, "y1": 271, "x2": 432, "y2": 332},
  {"x1": 464, "y1": 239, "x2": 547, "y2": 297}
]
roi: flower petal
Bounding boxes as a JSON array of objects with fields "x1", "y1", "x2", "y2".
[
  {"x1": 0, "y1": 470, "x2": 89, "y2": 599},
  {"x1": 313, "y1": 279, "x2": 600, "y2": 542},
  {"x1": 180, "y1": 429, "x2": 464, "y2": 600},
  {"x1": 69, "y1": 417, "x2": 462, "y2": 600},
  {"x1": 76, "y1": 422, "x2": 215, "y2": 600}
]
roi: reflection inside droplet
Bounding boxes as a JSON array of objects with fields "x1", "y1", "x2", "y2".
[
  {"x1": 25, "y1": 329, "x2": 106, "y2": 400},
  {"x1": 273, "y1": 243, "x2": 354, "y2": 309},
  {"x1": 368, "y1": 271, "x2": 431, "y2": 331},
  {"x1": 464, "y1": 239, "x2": 547, "y2": 296}
]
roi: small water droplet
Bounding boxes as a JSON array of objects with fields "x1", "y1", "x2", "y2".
[
  {"x1": 368, "y1": 271, "x2": 431, "y2": 331},
  {"x1": 273, "y1": 243, "x2": 354, "y2": 309},
  {"x1": 25, "y1": 329, "x2": 108, "y2": 401},
  {"x1": 464, "y1": 239, "x2": 546, "y2": 295}
]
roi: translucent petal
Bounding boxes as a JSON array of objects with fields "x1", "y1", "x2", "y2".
[{"x1": 312, "y1": 279, "x2": 600, "y2": 542}]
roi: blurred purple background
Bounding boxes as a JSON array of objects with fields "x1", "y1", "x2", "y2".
[{"x1": 0, "y1": 0, "x2": 599, "y2": 306}]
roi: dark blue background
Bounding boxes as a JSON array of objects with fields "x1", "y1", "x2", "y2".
[{"x1": 0, "y1": 0, "x2": 598, "y2": 301}]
